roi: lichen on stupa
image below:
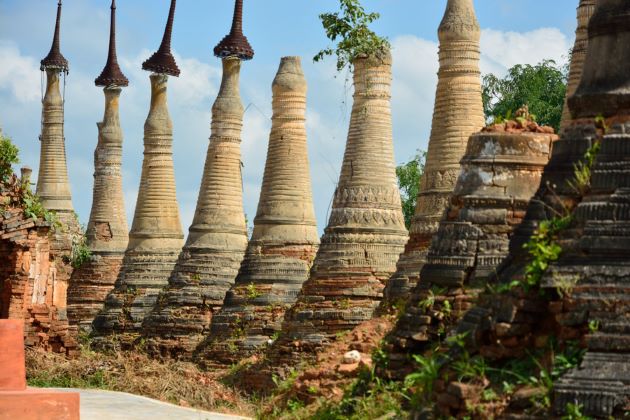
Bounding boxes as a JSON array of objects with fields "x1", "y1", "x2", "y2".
[
  {"x1": 92, "y1": 0, "x2": 184, "y2": 346},
  {"x1": 195, "y1": 56, "x2": 319, "y2": 366},
  {"x1": 142, "y1": 0, "x2": 253, "y2": 359},
  {"x1": 68, "y1": 0, "x2": 130, "y2": 333},
  {"x1": 383, "y1": 0, "x2": 485, "y2": 305}
]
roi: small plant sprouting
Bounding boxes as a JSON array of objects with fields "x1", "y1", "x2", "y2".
[
  {"x1": 588, "y1": 319, "x2": 600, "y2": 333},
  {"x1": 313, "y1": 0, "x2": 390, "y2": 72},
  {"x1": 246, "y1": 283, "x2": 261, "y2": 300}
]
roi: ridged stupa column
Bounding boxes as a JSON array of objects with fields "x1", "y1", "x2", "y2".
[
  {"x1": 265, "y1": 51, "x2": 408, "y2": 370},
  {"x1": 93, "y1": 0, "x2": 184, "y2": 346},
  {"x1": 68, "y1": 0, "x2": 129, "y2": 332},
  {"x1": 142, "y1": 1, "x2": 255, "y2": 358},
  {"x1": 195, "y1": 56, "x2": 319, "y2": 366},
  {"x1": 384, "y1": 0, "x2": 485, "y2": 304},
  {"x1": 559, "y1": 0, "x2": 596, "y2": 133},
  {"x1": 36, "y1": 0, "x2": 79, "y2": 345},
  {"x1": 388, "y1": 117, "x2": 557, "y2": 369}
]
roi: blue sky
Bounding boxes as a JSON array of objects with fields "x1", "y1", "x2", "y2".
[{"x1": 0, "y1": 0, "x2": 577, "y2": 234}]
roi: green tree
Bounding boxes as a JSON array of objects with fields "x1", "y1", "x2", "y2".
[
  {"x1": 0, "y1": 129, "x2": 19, "y2": 182},
  {"x1": 314, "y1": 0, "x2": 389, "y2": 72},
  {"x1": 396, "y1": 151, "x2": 426, "y2": 229},
  {"x1": 482, "y1": 59, "x2": 568, "y2": 132}
]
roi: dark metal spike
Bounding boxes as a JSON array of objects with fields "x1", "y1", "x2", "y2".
[
  {"x1": 41, "y1": 0, "x2": 69, "y2": 72},
  {"x1": 95, "y1": 0, "x2": 129, "y2": 87},
  {"x1": 214, "y1": 0, "x2": 254, "y2": 60},
  {"x1": 142, "y1": 0, "x2": 180, "y2": 77}
]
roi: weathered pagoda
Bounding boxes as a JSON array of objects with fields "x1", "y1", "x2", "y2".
[
  {"x1": 142, "y1": 0, "x2": 253, "y2": 359},
  {"x1": 68, "y1": 0, "x2": 130, "y2": 333},
  {"x1": 196, "y1": 56, "x2": 319, "y2": 366},
  {"x1": 384, "y1": 0, "x2": 485, "y2": 304},
  {"x1": 262, "y1": 48, "x2": 408, "y2": 376},
  {"x1": 560, "y1": 0, "x2": 597, "y2": 133},
  {"x1": 93, "y1": 0, "x2": 184, "y2": 346}
]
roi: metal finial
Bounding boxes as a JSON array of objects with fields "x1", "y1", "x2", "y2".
[
  {"x1": 41, "y1": 0, "x2": 69, "y2": 72},
  {"x1": 142, "y1": 0, "x2": 180, "y2": 77},
  {"x1": 95, "y1": 0, "x2": 129, "y2": 87},
  {"x1": 214, "y1": 0, "x2": 254, "y2": 60}
]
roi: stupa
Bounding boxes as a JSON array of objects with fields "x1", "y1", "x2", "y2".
[
  {"x1": 93, "y1": 0, "x2": 184, "y2": 346},
  {"x1": 68, "y1": 0, "x2": 130, "y2": 333},
  {"x1": 142, "y1": 0, "x2": 253, "y2": 359}
]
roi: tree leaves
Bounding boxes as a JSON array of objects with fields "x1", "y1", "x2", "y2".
[
  {"x1": 482, "y1": 59, "x2": 568, "y2": 133},
  {"x1": 314, "y1": 0, "x2": 390, "y2": 72}
]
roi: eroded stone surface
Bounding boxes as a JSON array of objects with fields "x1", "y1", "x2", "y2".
[
  {"x1": 559, "y1": 0, "x2": 596, "y2": 134},
  {"x1": 68, "y1": 87, "x2": 128, "y2": 333},
  {"x1": 93, "y1": 74, "x2": 183, "y2": 346},
  {"x1": 388, "y1": 129, "x2": 556, "y2": 369},
  {"x1": 384, "y1": 0, "x2": 484, "y2": 304},
  {"x1": 196, "y1": 57, "x2": 319, "y2": 366},
  {"x1": 142, "y1": 58, "x2": 248, "y2": 359},
  {"x1": 256, "y1": 51, "x2": 408, "y2": 380}
]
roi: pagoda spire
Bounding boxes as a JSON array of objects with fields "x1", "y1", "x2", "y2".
[
  {"x1": 95, "y1": 0, "x2": 128, "y2": 87},
  {"x1": 41, "y1": 0, "x2": 69, "y2": 72},
  {"x1": 142, "y1": 0, "x2": 180, "y2": 76},
  {"x1": 214, "y1": 0, "x2": 254, "y2": 60}
]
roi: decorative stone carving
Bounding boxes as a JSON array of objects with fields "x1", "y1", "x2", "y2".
[
  {"x1": 560, "y1": 0, "x2": 596, "y2": 134},
  {"x1": 68, "y1": 0, "x2": 129, "y2": 333},
  {"x1": 261, "y1": 51, "x2": 407, "y2": 375},
  {"x1": 389, "y1": 126, "x2": 556, "y2": 365},
  {"x1": 195, "y1": 57, "x2": 319, "y2": 366},
  {"x1": 384, "y1": 0, "x2": 484, "y2": 304}
]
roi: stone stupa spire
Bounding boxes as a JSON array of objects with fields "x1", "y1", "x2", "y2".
[
  {"x1": 68, "y1": 0, "x2": 130, "y2": 332},
  {"x1": 384, "y1": 0, "x2": 485, "y2": 304},
  {"x1": 37, "y1": 0, "x2": 73, "y2": 215},
  {"x1": 263, "y1": 49, "x2": 408, "y2": 371},
  {"x1": 93, "y1": 0, "x2": 184, "y2": 346},
  {"x1": 142, "y1": 0, "x2": 253, "y2": 359},
  {"x1": 559, "y1": 0, "x2": 597, "y2": 133},
  {"x1": 196, "y1": 56, "x2": 319, "y2": 366}
]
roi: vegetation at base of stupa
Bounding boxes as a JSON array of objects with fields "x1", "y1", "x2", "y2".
[
  {"x1": 0, "y1": 129, "x2": 59, "y2": 227},
  {"x1": 313, "y1": 0, "x2": 390, "y2": 72},
  {"x1": 396, "y1": 151, "x2": 426, "y2": 229},
  {"x1": 482, "y1": 59, "x2": 568, "y2": 133}
]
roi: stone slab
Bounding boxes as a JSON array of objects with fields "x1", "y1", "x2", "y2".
[
  {"x1": 0, "y1": 389, "x2": 80, "y2": 420},
  {"x1": 0, "y1": 320, "x2": 26, "y2": 391}
]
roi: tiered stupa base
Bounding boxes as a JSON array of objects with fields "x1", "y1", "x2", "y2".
[
  {"x1": 142, "y1": 246, "x2": 245, "y2": 360},
  {"x1": 388, "y1": 126, "x2": 556, "y2": 375},
  {"x1": 67, "y1": 253, "x2": 124, "y2": 333},
  {"x1": 195, "y1": 243, "x2": 317, "y2": 366},
  {"x1": 92, "y1": 250, "x2": 179, "y2": 348}
]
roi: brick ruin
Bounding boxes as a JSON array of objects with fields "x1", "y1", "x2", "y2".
[
  {"x1": 196, "y1": 56, "x2": 319, "y2": 366},
  {"x1": 142, "y1": 2, "x2": 253, "y2": 360},
  {"x1": 383, "y1": 0, "x2": 485, "y2": 304},
  {"x1": 68, "y1": 0, "x2": 129, "y2": 333},
  {"x1": 387, "y1": 118, "x2": 557, "y2": 374},
  {"x1": 0, "y1": 169, "x2": 77, "y2": 356},
  {"x1": 92, "y1": 0, "x2": 184, "y2": 346}
]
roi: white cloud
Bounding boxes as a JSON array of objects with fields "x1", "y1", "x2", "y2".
[
  {"x1": 480, "y1": 27, "x2": 571, "y2": 76},
  {"x1": 0, "y1": 41, "x2": 40, "y2": 103}
]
